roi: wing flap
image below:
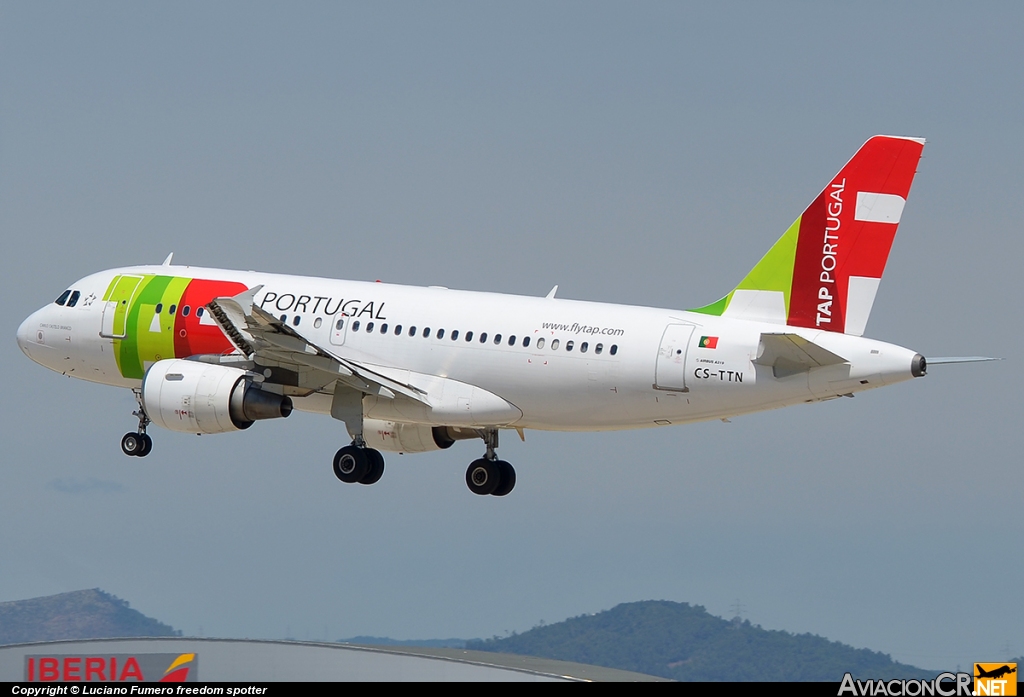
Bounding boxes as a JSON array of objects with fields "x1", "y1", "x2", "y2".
[{"x1": 206, "y1": 287, "x2": 430, "y2": 405}]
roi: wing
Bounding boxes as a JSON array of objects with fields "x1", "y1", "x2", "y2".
[{"x1": 205, "y1": 285, "x2": 430, "y2": 404}]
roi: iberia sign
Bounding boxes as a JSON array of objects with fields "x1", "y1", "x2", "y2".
[{"x1": 25, "y1": 653, "x2": 197, "y2": 682}]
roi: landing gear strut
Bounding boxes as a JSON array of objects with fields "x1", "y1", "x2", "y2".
[
  {"x1": 466, "y1": 429, "x2": 515, "y2": 496},
  {"x1": 333, "y1": 439, "x2": 386, "y2": 485},
  {"x1": 121, "y1": 389, "x2": 153, "y2": 458}
]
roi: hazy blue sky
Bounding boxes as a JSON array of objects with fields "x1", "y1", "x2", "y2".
[{"x1": 1, "y1": 2, "x2": 1020, "y2": 671}]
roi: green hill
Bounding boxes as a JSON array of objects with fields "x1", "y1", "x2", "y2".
[
  {"x1": 0, "y1": 589, "x2": 180, "y2": 645},
  {"x1": 467, "y1": 600, "x2": 935, "y2": 681}
]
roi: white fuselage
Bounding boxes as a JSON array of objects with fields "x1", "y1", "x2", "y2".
[{"x1": 17, "y1": 265, "x2": 921, "y2": 433}]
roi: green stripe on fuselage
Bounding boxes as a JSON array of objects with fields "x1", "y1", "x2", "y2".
[{"x1": 114, "y1": 275, "x2": 190, "y2": 380}]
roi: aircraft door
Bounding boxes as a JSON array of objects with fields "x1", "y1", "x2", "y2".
[
  {"x1": 100, "y1": 274, "x2": 144, "y2": 338},
  {"x1": 655, "y1": 324, "x2": 695, "y2": 391},
  {"x1": 329, "y1": 314, "x2": 349, "y2": 347}
]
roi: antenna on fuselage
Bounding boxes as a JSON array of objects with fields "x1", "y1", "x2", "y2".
[
  {"x1": 545, "y1": 285, "x2": 558, "y2": 299},
  {"x1": 161, "y1": 252, "x2": 174, "y2": 266}
]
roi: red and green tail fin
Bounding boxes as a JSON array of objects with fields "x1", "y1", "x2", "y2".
[{"x1": 692, "y1": 135, "x2": 925, "y2": 336}]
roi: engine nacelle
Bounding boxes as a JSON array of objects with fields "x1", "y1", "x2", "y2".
[
  {"x1": 143, "y1": 359, "x2": 292, "y2": 434},
  {"x1": 362, "y1": 419, "x2": 476, "y2": 453}
]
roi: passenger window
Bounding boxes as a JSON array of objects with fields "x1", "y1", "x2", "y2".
[
  {"x1": 280, "y1": 314, "x2": 287, "y2": 322},
  {"x1": 335, "y1": 319, "x2": 344, "y2": 331},
  {"x1": 366, "y1": 322, "x2": 375, "y2": 332},
  {"x1": 55, "y1": 290, "x2": 72, "y2": 306},
  {"x1": 182, "y1": 305, "x2": 191, "y2": 316},
  {"x1": 581, "y1": 342, "x2": 588, "y2": 353},
  {"x1": 381, "y1": 323, "x2": 388, "y2": 334},
  {"x1": 423, "y1": 327, "x2": 431, "y2": 338},
  {"x1": 508, "y1": 335, "x2": 516, "y2": 346},
  {"x1": 465, "y1": 331, "x2": 473, "y2": 342},
  {"x1": 437, "y1": 329, "x2": 445, "y2": 339},
  {"x1": 451, "y1": 330, "x2": 460, "y2": 340},
  {"x1": 314, "y1": 317, "x2": 323, "y2": 329},
  {"x1": 566, "y1": 340, "x2": 574, "y2": 352},
  {"x1": 196, "y1": 307, "x2": 204, "y2": 317},
  {"x1": 395, "y1": 325, "x2": 402, "y2": 335},
  {"x1": 352, "y1": 321, "x2": 361, "y2": 332},
  {"x1": 155, "y1": 303, "x2": 163, "y2": 314},
  {"x1": 293, "y1": 316, "x2": 301, "y2": 326},
  {"x1": 67, "y1": 291, "x2": 81, "y2": 307},
  {"x1": 551, "y1": 339, "x2": 559, "y2": 350},
  {"x1": 494, "y1": 334, "x2": 502, "y2": 345},
  {"x1": 596, "y1": 343, "x2": 603, "y2": 354},
  {"x1": 409, "y1": 326, "x2": 416, "y2": 336},
  {"x1": 523, "y1": 336, "x2": 530, "y2": 347},
  {"x1": 537, "y1": 338, "x2": 545, "y2": 349},
  {"x1": 479, "y1": 332, "x2": 487, "y2": 343},
  {"x1": 169, "y1": 304, "x2": 176, "y2": 315},
  {"x1": 610, "y1": 344, "x2": 618, "y2": 355}
]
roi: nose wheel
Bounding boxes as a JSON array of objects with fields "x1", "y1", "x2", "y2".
[
  {"x1": 121, "y1": 388, "x2": 153, "y2": 457},
  {"x1": 121, "y1": 432, "x2": 153, "y2": 457}
]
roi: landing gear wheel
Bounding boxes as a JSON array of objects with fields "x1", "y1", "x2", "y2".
[
  {"x1": 466, "y1": 458, "x2": 501, "y2": 496},
  {"x1": 491, "y1": 460, "x2": 516, "y2": 497},
  {"x1": 360, "y1": 449, "x2": 385, "y2": 485},
  {"x1": 333, "y1": 445, "x2": 369, "y2": 483},
  {"x1": 136, "y1": 434, "x2": 153, "y2": 458},
  {"x1": 121, "y1": 432, "x2": 143, "y2": 457}
]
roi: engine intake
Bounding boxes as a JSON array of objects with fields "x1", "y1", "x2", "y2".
[{"x1": 143, "y1": 359, "x2": 292, "y2": 434}]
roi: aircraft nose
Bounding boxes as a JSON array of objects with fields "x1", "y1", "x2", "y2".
[{"x1": 17, "y1": 309, "x2": 43, "y2": 359}]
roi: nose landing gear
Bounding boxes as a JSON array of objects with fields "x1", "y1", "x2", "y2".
[
  {"x1": 121, "y1": 431, "x2": 152, "y2": 457},
  {"x1": 121, "y1": 388, "x2": 153, "y2": 457}
]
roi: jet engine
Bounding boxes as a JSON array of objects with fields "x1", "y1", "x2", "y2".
[
  {"x1": 362, "y1": 419, "x2": 476, "y2": 453},
  {"x1": 142, "y1": 359, "x2": 292, "y2": 434}
]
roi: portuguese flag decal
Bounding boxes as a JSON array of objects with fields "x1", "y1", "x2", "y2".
[{"x1": 699, "y1": 336, "x2": 719, "y2": 349}]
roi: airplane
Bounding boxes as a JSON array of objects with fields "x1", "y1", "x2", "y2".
[
  {"x1": 975, "y1": 665, "x2": 1016, "y2": 680},
  {"x1": 16, "y1": 135, "x2": 995, "y2": 496}
]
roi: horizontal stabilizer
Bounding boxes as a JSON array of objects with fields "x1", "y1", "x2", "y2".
[
  {"x1": 755, "y1": 333, "x2": 847, "y2": 378},
  {"x1": 926, "y1": 356, "x2": 1001, "y2": 365}
]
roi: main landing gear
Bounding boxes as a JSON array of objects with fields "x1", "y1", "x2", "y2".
[
  {"x1": 465, "y1": 429, "x2": 515, "y2": 497},
  {"x1": 333, "y1": 441, "x2": 385, "y2": 485},
  {"x1": 121, "y1": 389, "x2": 153, "y2": 458}
]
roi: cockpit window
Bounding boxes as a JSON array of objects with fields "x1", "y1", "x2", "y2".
[
  {"x1": 66, "y1": 290, "x2": 81, "y2": 307},
  {"x1": 55, "y1": 290, "x2": 72, "y2": 306}
]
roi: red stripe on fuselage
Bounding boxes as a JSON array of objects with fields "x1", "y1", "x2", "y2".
[{"x1": 173, "y1": 279, "x2": 249, "y2": 358}]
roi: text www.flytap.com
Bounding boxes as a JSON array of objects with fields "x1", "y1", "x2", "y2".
[{"x1": 541, "y1": 322, "x2": 626, "y2": 336}]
